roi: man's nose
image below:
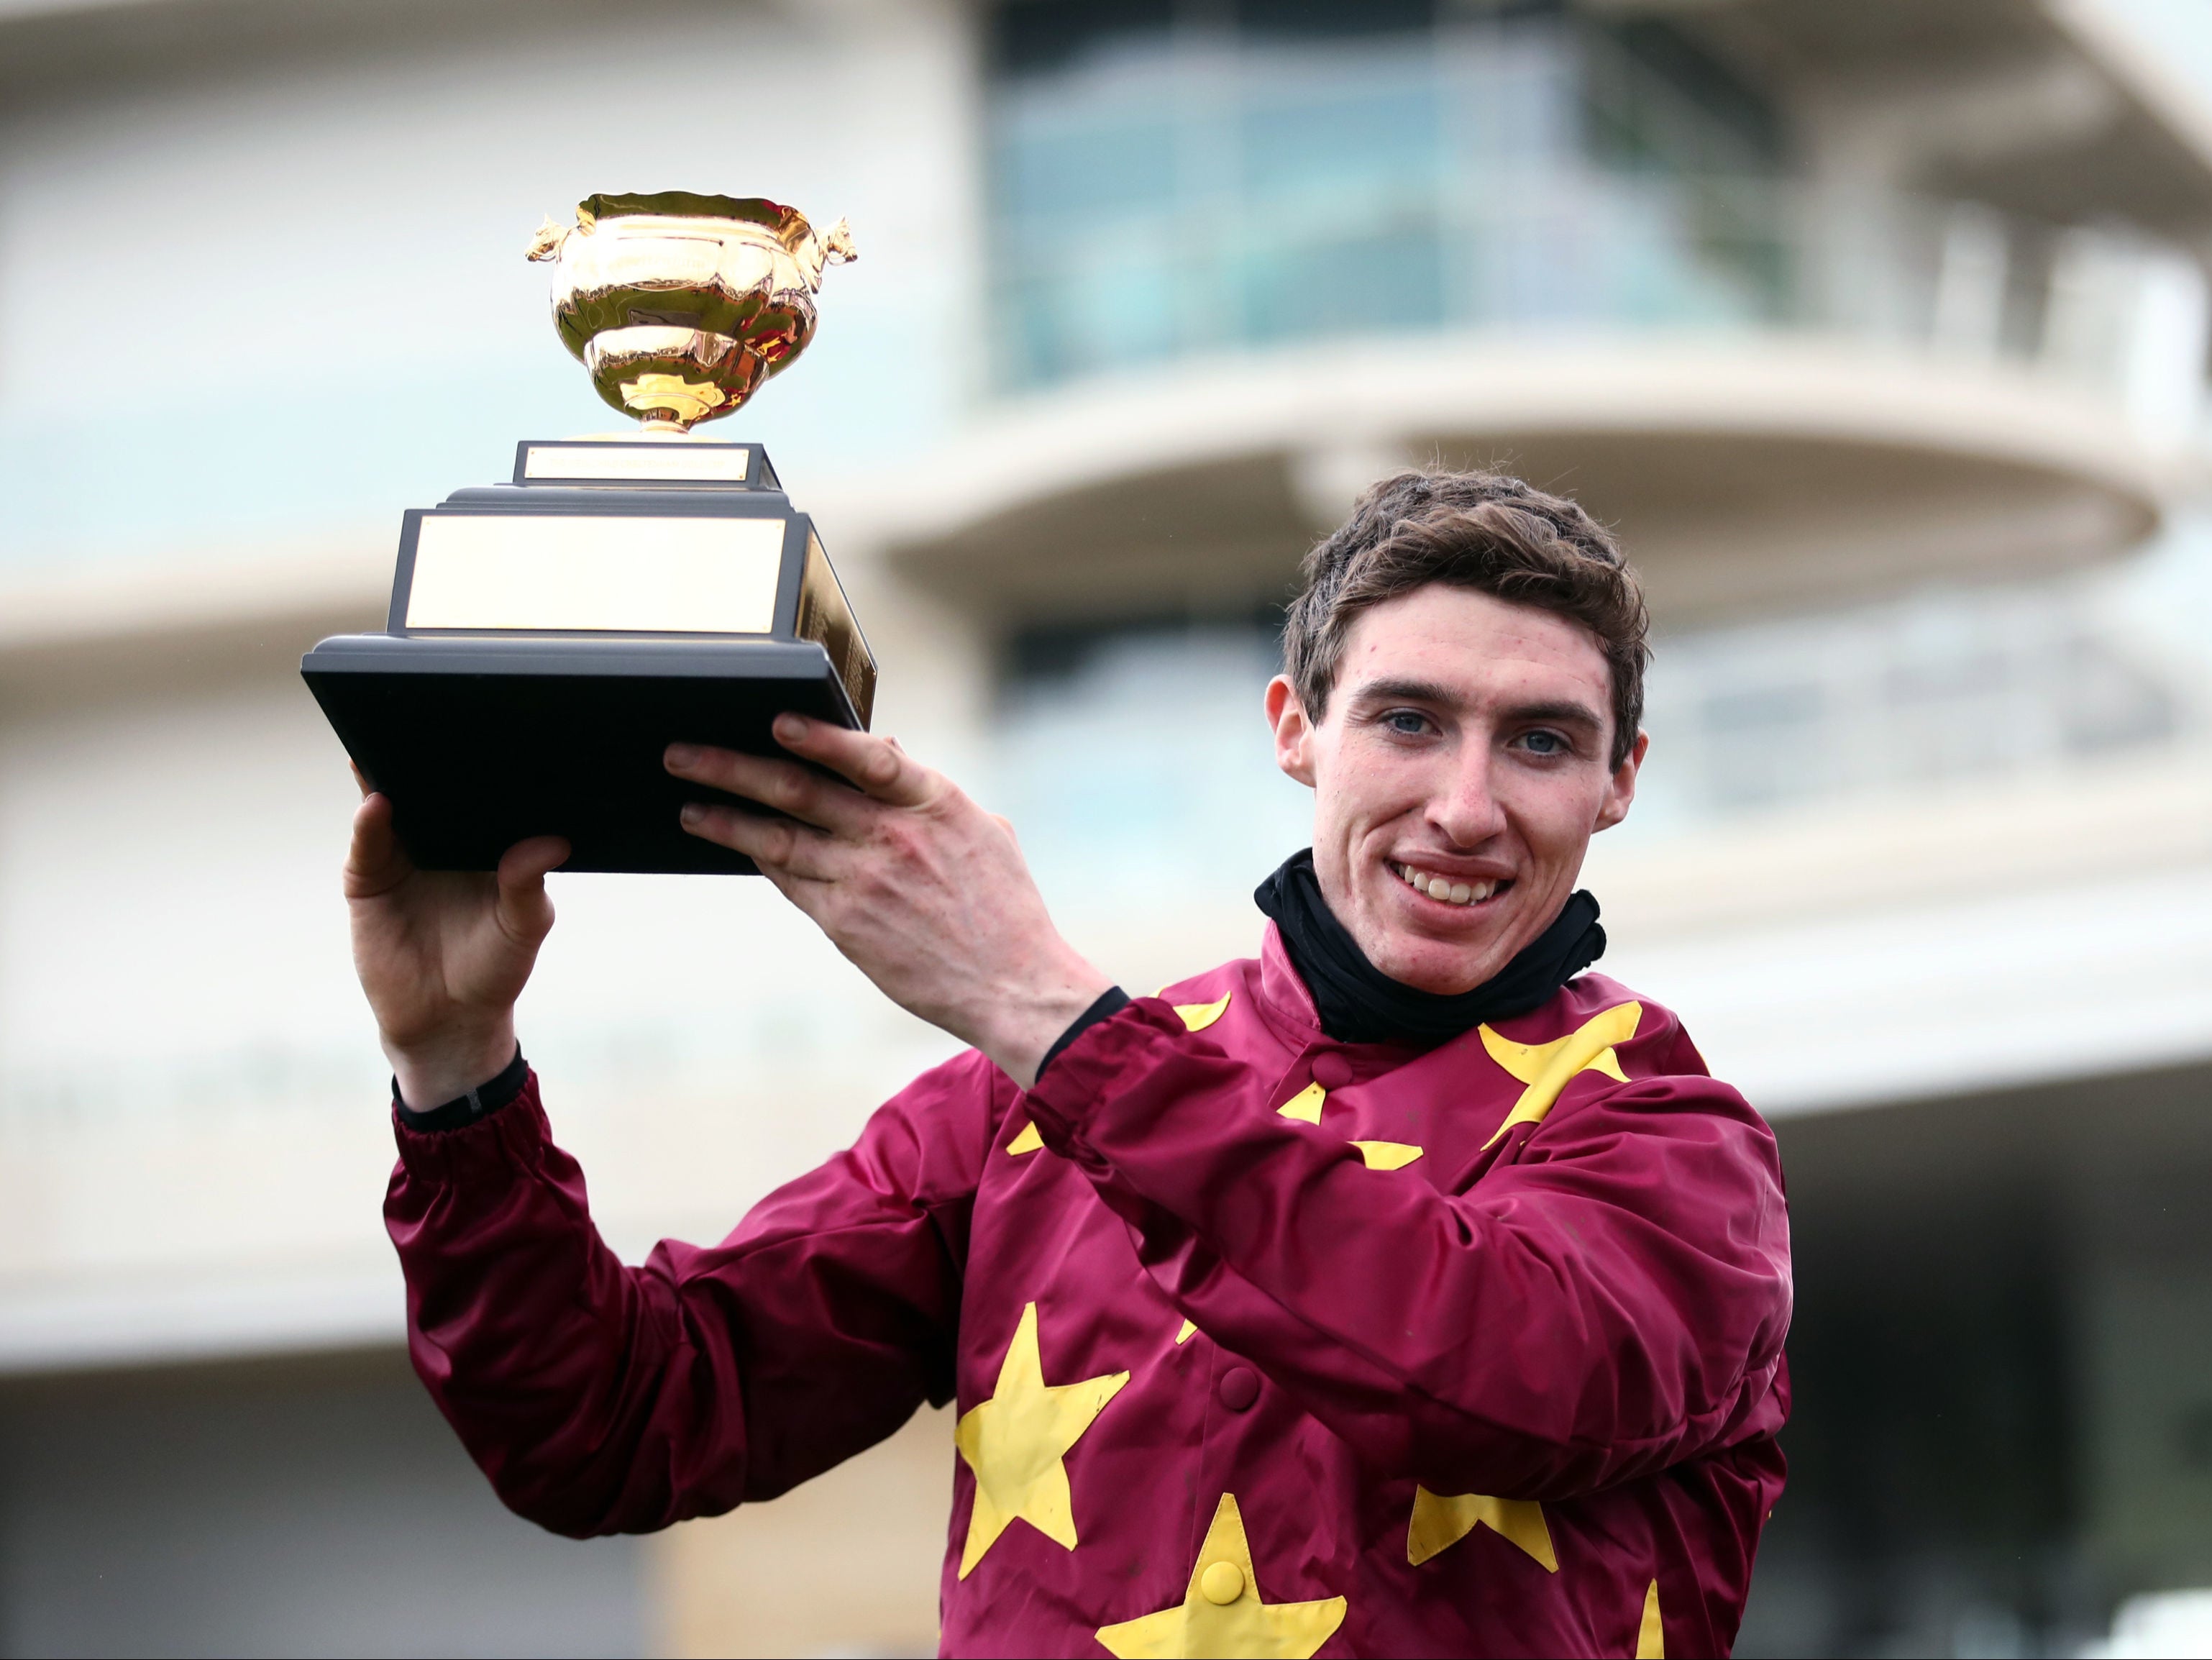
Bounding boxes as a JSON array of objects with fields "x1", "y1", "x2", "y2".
[{"x1": 1430, "y1": 752, "x2": 1508, "y2": 848}]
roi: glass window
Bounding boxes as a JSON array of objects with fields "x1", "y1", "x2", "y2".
[
  {"x1": 1234, "y1": 0, "x2": 1436, "y2": 40},
  {"x1": 984, "y1": 0, "x2": 1788, "y2": 390},
  {"x1": 993, "y1": 0, "x2": 1179, "y2": 76}
]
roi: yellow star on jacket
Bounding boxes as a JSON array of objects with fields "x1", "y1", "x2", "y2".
[
  {"x1": 1175, "y1": 992, "x2": 1233, "y2": 1031},
  {"x1": 1095, "y1": 1492, "x2": 1347, "y2": 1659},
  {"x1": 1479, "y1": 1000, "x2": 1643, "y2": 1148},
  {"x1": 1637, "y1": 1578, "x2": 1665, "y2": 1657},
  {"x1": 954, "y1": 1301, "x2": 1128, "y2": 1577},
  {"x1": 1407, "y1": 1485, "x2": 1558, "y2": 1570}
]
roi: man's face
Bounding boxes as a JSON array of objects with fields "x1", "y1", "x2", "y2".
[{"x1": 1266, "y1": 585, "x2": 1645, "y2": 995}]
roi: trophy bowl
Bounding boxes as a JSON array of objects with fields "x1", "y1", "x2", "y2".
[{"x1": 529, "y1": 190, "x2": 855, "y2": 431}]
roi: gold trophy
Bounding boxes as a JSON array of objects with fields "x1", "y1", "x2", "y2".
[
  {"x1": 529, "y1": 191, "x2": 856, "y2": 434},
  {"x1": 302, "y1": 193, "x2": 872, "y2": 875}
]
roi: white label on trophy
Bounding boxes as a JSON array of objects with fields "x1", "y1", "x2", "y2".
[
  {"x1": 521, "y1": 444, "x2": 751, "y2": 483},
  {"x1": 406, "y1": 515, "x2": 785, "y2": 634}
]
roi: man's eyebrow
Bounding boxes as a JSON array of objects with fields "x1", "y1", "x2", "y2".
[
  {"x1": 1344, "y1": 676, "x2": 1466, "y2": 708},
  {"x1": 1504, "y1": 698, "x2": 1607, "y2": 732},
  {"x1": 1345, "y1": 679, "x2": 1607, "y2": 732}
]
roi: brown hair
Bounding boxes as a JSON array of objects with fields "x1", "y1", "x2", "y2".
[{"x1": 1282, "y1": 470, "x2": 1650, "y2": 768}]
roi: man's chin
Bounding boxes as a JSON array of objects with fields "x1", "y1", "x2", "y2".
[
  {"x1": 1364, "y1": 915, "x2": 1520, "y2": 995},
  {"x1": 1351, "y1": 877, "x2": 1522, "y2": 985}
]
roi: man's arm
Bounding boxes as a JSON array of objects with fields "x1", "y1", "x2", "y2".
[
  {"x1": 342, "y1": 770, "x2": 997, "y2": 1535},
  {"x1": 663, "y1": 727, "x2": 1112, "y2": 1088},
  {"x1": 387, "y1": 1050, "x2": 1001, "y2": 1536},
  {"x1": 1018, "y1": 1000, "x2": 1792, "y2": 1502}
]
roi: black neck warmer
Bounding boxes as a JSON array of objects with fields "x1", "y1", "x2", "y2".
[{"x1": 1253, "y1": 849, "x2": 1605, "y2": 1047}]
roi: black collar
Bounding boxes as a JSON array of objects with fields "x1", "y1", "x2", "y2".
[{"x1": 1253, "y1": 849, "x2": 1605, "y2": 1046}]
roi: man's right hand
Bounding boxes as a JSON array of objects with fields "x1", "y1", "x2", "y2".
[{"x1": 344, "y1": 778, "x2": 569, "y2": 1111}]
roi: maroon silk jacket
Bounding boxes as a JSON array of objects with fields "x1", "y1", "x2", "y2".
[{"x1": 386, "y1": 926, "x2": 1791, "y2": 1658}]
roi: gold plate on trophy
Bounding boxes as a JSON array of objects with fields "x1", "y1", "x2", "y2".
[{"x1": 794, "y1": 531, "x2": 873, "y2": 727}]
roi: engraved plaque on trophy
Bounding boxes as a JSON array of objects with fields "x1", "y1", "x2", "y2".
[{"x1": 302, "y1": 193, "x2": 870, "y2": 875}]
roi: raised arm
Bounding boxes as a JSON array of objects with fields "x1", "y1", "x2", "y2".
[{"x1": 343, "y1": 772, "x2": 1002, "y2": 1536}]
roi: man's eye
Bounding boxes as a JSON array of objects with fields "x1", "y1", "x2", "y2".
[
  {"x1": 1384, "y1": 710, "x2": 1430, "y2": 735},
  {"x1": 1517, "y1": 730, "x2": 1568, "y2": 755}
]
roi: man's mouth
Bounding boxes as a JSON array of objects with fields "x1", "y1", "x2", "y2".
[{"x1": 1392, "y1": 862, "x2": 1511, "y2": 909}]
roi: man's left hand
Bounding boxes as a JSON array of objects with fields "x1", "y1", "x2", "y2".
[{"x1": 666, "y1": 717, "x2": 1112, "y2": 1089}]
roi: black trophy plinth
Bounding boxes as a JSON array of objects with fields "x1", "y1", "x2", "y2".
[{"x1": 303, "y1": 440, "x2": 874, "y2": 875}]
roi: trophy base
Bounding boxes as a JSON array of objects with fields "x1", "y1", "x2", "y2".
[{"x1": 302, "y1": 634, "x2": 860, "y2": 874}]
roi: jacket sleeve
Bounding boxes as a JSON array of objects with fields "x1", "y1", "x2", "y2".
[
  {"x1": 383, "y1": 1048, "x2": 1009, "y2": 1537},
  {"x1": 1020, "y1": 1000, "x2": 1791, "y2": 1502}
]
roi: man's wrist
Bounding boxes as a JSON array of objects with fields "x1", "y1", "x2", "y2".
[
  {"x1": 980, "y1": 964, "x2": 1117, "y2": 1090},
  {"x1": 1036, "y1": 987, "x2": 1131, "y2": 1081},
  {"x1": 394, "y1": 1045, "x2": 528, "y2": 1132},
  {"x1": 387, "y1": 1018, "x2": 519, "y2": 1115}
]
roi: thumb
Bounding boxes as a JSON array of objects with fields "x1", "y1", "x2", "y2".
[
  {"x1": 495, "y1": 836, "x2": 570, "y2": 945},
  {"x1": 344, "y1": 793, "x2": 413, "y2": 899}
]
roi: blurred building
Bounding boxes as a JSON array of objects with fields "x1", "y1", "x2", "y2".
[{"x1": 3, "y1": 0, "x2": 2212, "y2": 1654}]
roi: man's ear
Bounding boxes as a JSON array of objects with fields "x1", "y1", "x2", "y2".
[
  {"x1": 1266, "y1": 675, "x2": 1317, "y2": 787},
  {"x1": 1594, "y1": 728, "x2": 1648, "y2": 832}
]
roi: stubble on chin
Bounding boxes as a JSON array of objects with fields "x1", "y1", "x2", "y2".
[{"x1": 1377, "y1": 893, "x2": 1532, "y2": 993}]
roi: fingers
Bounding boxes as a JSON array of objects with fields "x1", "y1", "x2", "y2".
[
  {"x1": 663, "y1": 741, "x2": 875, "y2": 835},
  {"x1": 677, "y1": 801, "x2": 841, "y2": 880},
  {"x1": 494, "y1": 836, "x2": 569, "y2": 947},
  {"x1": 769, "y1": 715, "x2": 935, "y2": 807},
  {"x1": 343, "y1": 792, "x2": 413, "y2": 900},
  {"x1": 498, "y1": 835, "x2": 570, "y2": 887}
]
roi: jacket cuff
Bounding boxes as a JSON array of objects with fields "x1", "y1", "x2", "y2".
[
  {"x1": 1036, "y1": 986, "x2": 1132, "y2": 1080},
  {"x1": 392, "y1": 1046, "x2": 528, "y2": 1133},
  {"x1": 1023, "y1": 996, "x2": 1185, "y2": 1154},
  {"x1": 391, "y1": 1068, "x2": 553, "y2": 1182}
]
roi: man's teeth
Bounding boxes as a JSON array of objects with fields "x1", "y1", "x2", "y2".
[{"x1": 1394, "y1": 863, "x2": 1498, "y2": 907}]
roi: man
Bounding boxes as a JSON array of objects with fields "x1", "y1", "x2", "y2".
[{"x1": 349, "y1": 470, "x2": 1791, "y2": 1658}]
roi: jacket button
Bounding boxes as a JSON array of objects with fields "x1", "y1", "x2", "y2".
[
  {"x1": 1310, "y1": 1052, "x2": 1353, "y2": 1088},
  {"x1": 1218, "y1": 1366, "x2": 1260, "y2": 1411},
  {"x1": 1200, "y1": 1561, "x2": 1245, "y2": 1604}
]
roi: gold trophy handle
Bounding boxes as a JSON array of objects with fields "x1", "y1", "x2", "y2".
[
  {"x1": 797, "y1": 217, "x2": 858, "y2": 289},
  {"x1": 525, "y1": 215, "x2": 569, "y2": 263}
]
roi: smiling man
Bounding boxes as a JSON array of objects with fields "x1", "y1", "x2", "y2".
[{"x1": 354, "y1": 470, "x2": 1791, "y2": 1659}]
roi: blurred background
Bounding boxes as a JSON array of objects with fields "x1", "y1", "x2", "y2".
[{"x1": 4, "y1": 0, "x2": 2212, "y2": 1654}]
